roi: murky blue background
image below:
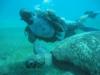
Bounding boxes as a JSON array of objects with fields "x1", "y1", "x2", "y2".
[{"x1": 0, "y1": 0, "x2": 100, "y2": 28}]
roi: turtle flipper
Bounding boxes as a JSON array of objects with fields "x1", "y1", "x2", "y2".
[
  {"x1": 84, "y1": 11, "x2": 99, "y2": 19},
  {"x1": 25, "y1": 26, "x2": 36, "y2": 43}
]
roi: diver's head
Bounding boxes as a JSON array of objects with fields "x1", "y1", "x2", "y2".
[{"x1": 19, "y1": 8, "x2": 34, "y2": 25}]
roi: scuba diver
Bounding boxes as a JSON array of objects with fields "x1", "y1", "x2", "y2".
[{"x1": 19, "y1": 8, "x2": 100, "y2": 69}]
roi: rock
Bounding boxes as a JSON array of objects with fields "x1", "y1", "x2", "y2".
[{"x1": 52, "y1": 31, "x2": 100, "y2": 75}]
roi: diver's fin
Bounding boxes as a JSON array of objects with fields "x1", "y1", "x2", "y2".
[{"x1": 80, "y1": 26, "x2": 100, "y2": 32}]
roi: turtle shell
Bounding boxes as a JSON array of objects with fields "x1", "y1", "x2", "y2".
[{"x1": 29, "y1": 10, "x2": 67, "y2": 41}]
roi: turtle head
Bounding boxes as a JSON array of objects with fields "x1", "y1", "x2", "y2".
[{"x1": 19, "y1": 8, "x2": 34, "y2": 25}]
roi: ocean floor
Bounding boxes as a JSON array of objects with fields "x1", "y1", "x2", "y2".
[
  {"x1": 0, "y1": 27, "x2": 100, "y2": 75},
  {"x1": 0, "y1": 27, "x2": 63, "y2": 75}
]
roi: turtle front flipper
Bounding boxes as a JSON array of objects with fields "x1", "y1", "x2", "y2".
[{"x1": 25, "y1": 26, "x2": 36, "y2": 43}]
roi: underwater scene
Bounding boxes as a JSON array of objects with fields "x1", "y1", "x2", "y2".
[{"x1": 0, "y1": 0, "x2": 100, "y2": 75}]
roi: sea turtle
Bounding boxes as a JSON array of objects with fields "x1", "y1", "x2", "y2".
[
  {"x1": 19, "y1": 9, "x2": 67, "y2": 43},
  {"x1": 20, "y1": 9, "x2": 100, "y2": 43}
]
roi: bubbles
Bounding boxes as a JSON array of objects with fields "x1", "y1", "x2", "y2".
[
  {"x1": 34, "y1": 0, "x2": 54, "y2": 11},
  {"x1": 43, "y1": 0, "x2": 52, "y2": 4}
]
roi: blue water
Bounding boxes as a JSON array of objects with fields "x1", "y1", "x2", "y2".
[{"x1": 0, "y1": 0, "x2": 100, "y2": 28}]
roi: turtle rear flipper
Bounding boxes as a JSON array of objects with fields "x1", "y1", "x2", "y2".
[
  {"x1": 80, "y1": 26, "x2": 100, "y2": 32},
  {"x1": 84, "y1": 11, "x2": 99, "y2": 19}
]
